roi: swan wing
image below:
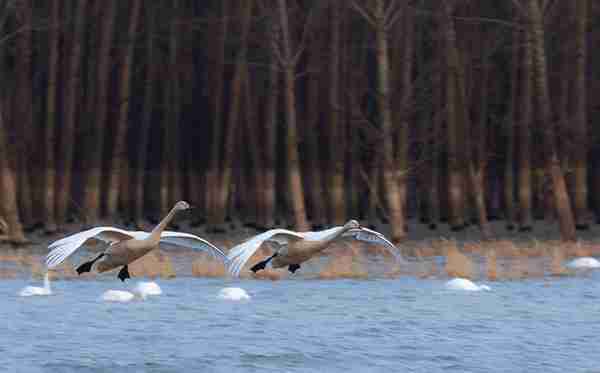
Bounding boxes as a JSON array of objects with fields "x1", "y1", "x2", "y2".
[
  {"x1": 226, "y1": 229, "x2": 305, "y2": 277},
  {"x1": 45, "y1": 227, "x2": 140, "y2": 268},
  {"x1": 158, "y1": 231, "x2": 228, "y2": 262},
  {"x1": 341, "y1": 227, "x2": 404, "y2": 262}
]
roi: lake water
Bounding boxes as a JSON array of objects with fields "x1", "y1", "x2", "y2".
[{"x1": 3, "y1": 274, "x2": 600, "y2": 373}]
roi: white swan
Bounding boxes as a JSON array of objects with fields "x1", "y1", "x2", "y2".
[
  {"x1": 218, "y1": 287, "x2": 250, "y2": 301},
  {"x1": 45, "y1": 201, "x2": 227, "y2": 281},
  {"x1": 102, "y1": 281, "x2": 163, "y2": 302},
  {"x1": 19, "y1": 272, "x2": 52, "y2": 297},
  {"x1": 566, "y1": 257, "x2": 600, "y2": 269},
  {"x1": 445, "y1": 278, "x2": 491, "y2": 292},
  {"x1": 227, "y1": 220, "x2": 402, "y2": 277}
]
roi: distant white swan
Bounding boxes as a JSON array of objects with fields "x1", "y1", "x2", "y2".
[
  {"x1": 566, "y1": 257, "x2": 600, "y2": 269},
  {"x1": 227, "y1": 220, "x2": 402, "y2": 277},
  {"x1": 133, "y1": 281, "x2": 162, "y2": 296},
  {"x1": 19, "y1": 272, "x2": 52, "y2": 297},
  {"x1": 102, "y1": 281, "x2": 163, "y2": 302},
  {"x1": 218, "y1": 287, "x2": 250, "y2": 301},
  {"x1": 445, "y1": 278, "x2": 491, "y2": 292},
  {"x1": 45, "y1": 201, "x2": 227, "y2": 281}
]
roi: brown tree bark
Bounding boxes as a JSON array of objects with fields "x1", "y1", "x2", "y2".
[
  {"x1": 373, "y1": 0, "x2": 405, "y2": 242},
  {"x1": 213, "y1": 0, "x2": 253, "y2": 229},
  {"x1": 328, "y1": 1, "x2": 345, "y2": 225},
  {"x1": 107, "y1": 0, "x2": 142, "y2": 219},
  {"x1": 528, "y1": 0, "x2": 576, "y2": 241},
  {"x1": 134, "y1": 3, "x2": 157, "y2": 227},
  {"x1": 44, "y1": 0, "x2": 60, "y2": 233},
  {"x1": 573, "y1": 0, "x2": 588, "y2": 229},
  {"x1": 206, "y1": 0, "x2": 229, "y2": 228},
  {"x1": 14, "y1": 0, "x2": 34, "y2": 229},
  {"x1": 278, "y1": 0, "x2": 309, "y2": 231},
  {"x1": 84, "y1": 0, "x2": 116, "y2": 223},
  {"x1": 441, "y1": 1, "x2": 465, "y2": 231},
  {"x1": 243, "y1": 66, "x2": 262, "y2": 227},
  {"x1": 0, "y1": 106, "x2": 26, "y2": 243},
  {"x1": 518, "y1": 22, "x2": 533, "y2": 231},
  {"x1": 505, "y1": 18, "x2": 519, "y2": 230},
  {"x1": 57, "y1": 0, "x2": 87, "y2": 225}
]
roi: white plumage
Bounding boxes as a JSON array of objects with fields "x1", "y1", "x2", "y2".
[
  {"x1": 45, "y1": 228, "x2": 227, "y2": 269},
  {"x1": 19, "y1": 272, "x2": 52, "y2": 297},
  {"x1": 226, "y1": 223, "x2": 403, "y2": 277},
  {"x1": 445, "y1": 278, "x2": 491, "y2": 292}
]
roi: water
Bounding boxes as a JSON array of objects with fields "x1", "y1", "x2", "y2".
[{"x1": 2, "y1": 275, "x2": 600, "y2": 372}]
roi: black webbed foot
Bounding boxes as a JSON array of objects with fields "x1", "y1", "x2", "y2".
[
  {"x1": 76, "y1": 253, "x2": 105, "y2": 275},
  {"x1": 288, "y1": 264, "x2": 300, "y2": 273},
  {"x1": 117, "y1": 265, "x2": 131, "y2": 282},
  {"x1": 250, "y1": 253, "x2": 278, "y2": 273}
]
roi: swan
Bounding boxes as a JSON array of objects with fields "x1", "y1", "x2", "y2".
[
  {"x1": 445, "y1": 278, "x2": 491, "y2": 291},
  {"x1": 226, "y1": 220, "x2": 402, "y2": 276},
  {"x1": 45, "y1": 201, "x2": 227, "y2": 281},
  {"x1": 566, "y1": 257, "x2": 600, "y2": 269},
  {"x1": 218, "y1": 287, "x2": 250, "y2": 301},
  {"x1": 19, "y1": 272, "x2": 52, "y2": 296},
  {"x1": 102, "y1": 281, "x2": 163, "y2": 302}
]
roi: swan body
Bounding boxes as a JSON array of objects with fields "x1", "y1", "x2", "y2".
[
  {"x1": 46, "y1": 201, "x2": 227, "y2": 281},
  {"x1": 102, "y1": 290, "x2": 136, "y2": 302},
  {"x1": 133, "y1": 281, "x2": 162, "y2": 296},
  {"x1": 218, "y1": 287, "x2": 250, "y2": 301},
  {"x1": 227, "y1": 220, "x2": 402, "y2": 277},
  {"x1": 445, "y1": 278, "x2": 491, "y2": 292},
  {"x1": 566, "y1": 257, "x2": 600, "y2": 269},
  {"x1": 19, "y1": 272, "x2": 52, "y2": 297}
]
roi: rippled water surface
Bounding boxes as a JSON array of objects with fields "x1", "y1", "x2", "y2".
[{"x1": 3, "y1": 275, "x2": 600, "y2": 372}]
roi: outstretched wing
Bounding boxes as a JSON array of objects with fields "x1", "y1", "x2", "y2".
[
  {"x1": 158, "y1": 231, "x2": 228, "y2": 262},
  {"x1": 45, "y1": 227, "x2": 140, "y2": 268},
  {"x1": 341, "y1": 227, "x2": 404, "y2": 262},
  {"x1": 226, "y1": 229, "x2": 305, "y2": 277}
]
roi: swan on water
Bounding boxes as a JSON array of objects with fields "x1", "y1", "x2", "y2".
[
  {"x1": 102, "y1": 281, "x2": 163, "y2": 302},
  {"x1": 445, "y1": 278, "x2": 491, "y2": 291},
  {"x1": 566, "y1": 257, "x2": 600, "y2": 269},
  {"x1": 19, "y1": 272, "x2": 52, "y2": 297},
  {"x1": 45, "y1": 201, "x2": 227, "y2": 281},
  {"x1": 218, "y1": 287, "x2": 250, "y2": 301},
  {"x1": 226, "y1": 220, "x2": 402, "y2": 277}
]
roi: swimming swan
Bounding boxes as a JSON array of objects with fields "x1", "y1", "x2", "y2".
[
  {"x1": 226, "y1": 220, "x2": 402, "y2": 276},
  {"x1": 19, "y1": 272, "x2": 52, "y2": 296},
  {"x1": 45, "y1": 201, "x2": 227, "y2": 281},
  {"x1": 445, "y1": 278, "x2": 491, "y2": 291},
  {"x1": 566, "y1": 257, "x2": 600, "y2": 269}
]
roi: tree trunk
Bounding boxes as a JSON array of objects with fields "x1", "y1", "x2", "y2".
[
  {"x1": 106, "y1": 0, "x2": 141, "y2": 219},
  {"x1": 0, "y1": 106, "x2": 26, "y2": 243},
  {"x1": 278, "y1": 0, "x2": 309, "y2": 231},
  {"x1": 134, "y1": 3, "x2": 157, "y2": 226},
  {"x1": 214, "y1": 0, "x2": 253, "y2": 229},
  {"x1": 44, "y1": 0, "x2": 60, "y2": 233},
  {"x1": 14, "y1": 0, "x2": 34, "y2": 229},
  {"x1": 328, "y1": 1, "x2": 345, "y2": 225},
  {"x1": 84, "y1": 0, "x2": 116, "y2": 223},
  {"x1": 56, "y1": 0, "x2": 86, "y2": 225},
  {"x1": 262, "y1": 21, "x2": 279, "y2": 229},
  {"x1": 206, "y1": 0, "x2": 229, "y2": 228},
  {"x1": 519, "y1": 23, "x2": 533, "y2": 231},
  {"x1": 573, "y1": 0, "x2": 588, "y2": 229},
  {"x1": 441, "y1": 1, "x2": 464, "y2": 230},
  {"x1": 528, "y1": 0, "x2": 576, "y2": 241},
  {"x1": 505, "y1": 17, "x2": 519, "y2": 230},
  {"x1": 374, "y1": 0, "x2": 404, "y2": 242}
]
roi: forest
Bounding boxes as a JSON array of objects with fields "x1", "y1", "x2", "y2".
[{"x1": 0, "y1": 0, "x2": 597, "y2": 245}]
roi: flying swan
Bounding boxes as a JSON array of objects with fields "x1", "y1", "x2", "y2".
[
  {"x1": 45, "y1": 201, "x2": 227, "y2": 281},
  {"x1": 226, "y1": 220, "x2": 403, "y2": 276}
]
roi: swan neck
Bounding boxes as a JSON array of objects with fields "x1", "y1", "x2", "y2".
[
  {"x1": 149, "y1": 207, "x2": 178, "y2": 242},
  {"x1": 319, "y1": 226, "x2": 347, "y2": 243},
  {"x1": 43, "y1": 273, "x2": 50, "y2": 290}
]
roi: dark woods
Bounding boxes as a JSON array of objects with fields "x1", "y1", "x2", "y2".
[{"x1": 0, "y1": 0, "x2": 597, "y2": 244}]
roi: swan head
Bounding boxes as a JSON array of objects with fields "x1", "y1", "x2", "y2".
[
  {"x1": 344, "y1": 219, "x2": 360, "y2": 230},
  {"x1": 174, "y1": 201, "x2": 192, "y2": 211}
]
